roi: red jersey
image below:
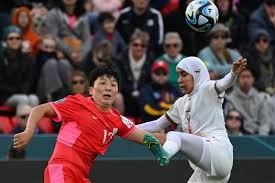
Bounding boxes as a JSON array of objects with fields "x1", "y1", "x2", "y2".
[{"x1": 48, "y1": 94, "x2": 135, "y2": 176}]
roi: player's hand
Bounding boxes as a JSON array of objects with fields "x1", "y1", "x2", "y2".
[
  {"x1": 232, "y1": 57, "x2": 247, "y2": 75},
  {"x1": 13, "y1": 130, "x2": 33, "y2": 149}
]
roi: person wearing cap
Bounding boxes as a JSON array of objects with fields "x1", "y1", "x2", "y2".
[
  {"x1": 138, "y1": 56, "x2": 247, "y2": 182},
  {"x1": 139, "y1": 60, "x2": 182, "y2": 122},
  {"x1": 198, "y1": 23, "x2": 241, "y2": 79},
  {"x1": 243, "y1": 28, "x2": 275, "y2": 95},
  {"x1": 0, "y1": 25, "x2": 39, "y2": 108},
  {"x1": 248, "y1": 0, "x2": 275, "y2": 47}
]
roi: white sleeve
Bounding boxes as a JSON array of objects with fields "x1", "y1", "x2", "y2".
[
  {"x1": 137, "y1": 115, "x2": 169, "y2": 132},
  {"x1": 166, "y1": 98, "x2": 182, "y2": 125},
  {"x1": 215, "y1": 71, "x2": 238, "y2": 93}
]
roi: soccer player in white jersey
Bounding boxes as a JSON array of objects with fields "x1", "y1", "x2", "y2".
[{"x1": 138, "y1": 56, "x2": 247, "y2": 183}]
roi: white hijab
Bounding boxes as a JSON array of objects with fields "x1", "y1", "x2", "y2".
[{"x1": 176, "y1": 56, "x2": 210, "y2": 96}]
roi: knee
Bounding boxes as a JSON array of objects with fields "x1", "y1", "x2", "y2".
[
  {"x1": 213, "y1": 158, "x2": 232, "y2": 178},
  {"x1": 166, "y1": 131, "x2": 182, "y2": 146}
]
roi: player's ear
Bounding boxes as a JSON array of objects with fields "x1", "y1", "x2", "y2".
[{"x1": 88, "y1": 86, "x2": 94, "y2": 96}]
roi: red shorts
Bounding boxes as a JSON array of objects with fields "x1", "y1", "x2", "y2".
[{"x1": 44, "y1": 162, "x2": 91, "y2": 183}]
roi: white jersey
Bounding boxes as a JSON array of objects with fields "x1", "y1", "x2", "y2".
[
  {"x1": 167, "y1": 80, "x2": 233, "y2": 178},
  {"x1": 167, "y1": 80, "x2": 228, "y2": 139}
]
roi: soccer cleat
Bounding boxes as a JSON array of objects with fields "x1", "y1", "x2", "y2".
[{"x1": 143, "y1": 134, "x2": 170, "y2": 167}]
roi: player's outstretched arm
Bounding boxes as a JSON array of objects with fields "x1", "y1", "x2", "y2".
[
  {"x1": 215, "y1": 57, "x2": 247, "y2": 94},
  {"x1": 13, "y1": 103, "x2": 56, "y2": 149},
  {"x1": 125, "y1": 127, "x2": 169, "y2": 167},
  {"x1": 137, "y1": 115, "x2": 170, "y2": 133}
]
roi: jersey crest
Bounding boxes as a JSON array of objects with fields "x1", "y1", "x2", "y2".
[{"x1": 121, "y1": 116, "x2": 134, "y2": 128}]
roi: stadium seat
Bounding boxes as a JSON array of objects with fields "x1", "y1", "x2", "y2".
[
  {"x1": 0, "y1": 106, "x2": 16, "y2": 116},
  {"x1": 38, "y1": 117, "x2": 54, "y2": 134},
  {"x1": 0, "y1": 116, "x2": 13, "y2": 134}
]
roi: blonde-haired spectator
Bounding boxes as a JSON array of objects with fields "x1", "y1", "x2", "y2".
[{"x1": 115, "y1": 29, "x2": 154, "y2": 121}]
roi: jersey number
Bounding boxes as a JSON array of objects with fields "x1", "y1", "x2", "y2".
[{"x1": 102, "y1": 128, "x2": 118, "y2": 144}]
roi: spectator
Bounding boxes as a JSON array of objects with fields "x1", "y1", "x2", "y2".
[
  {"x1": 214, "y1": 0, "x2": 247, "y2": 52},
  {"x1": 31, "y1": 2, "x2": 49, "y2": 36},
  {"x1": 225, "y1": 109, "x2": 246, "y2": 136},
  {"x1": 163, "y1": 0, "x2": 207, "y2": 56},
  {"x1": 225, "y1": 68, "x2": 271, "y2": 135},
  {"x1": 244, "y1": 29, "x2": 275, "y2": 95},
  {"x1": 79, "y1": 40, "x2": 114, "y2": 76},
  {"x1": 79, "y1": 40, "x2": 125, "y2": 114},
  {"x1": 157, "y1": 32, "x2": 186, "y2": 88},
  {"x1": 248, "y1": 0, "x2": 275, "y2": 47},
  {"x1": 44, "y1": 0, "x2": 91, "y2": 65},
  {"x1": 92, "y1": 12, "x2": 126, "y2": 57},
  {"x1": 36, "y1": 35, "x2": 73, "y2": 102},
  {"x1": 11, "y1": 103, "x2": 53, "y2": 134},
  {"x1": 0, "y1": 25, "x2": 39, "y2": 108},
  {"x1": 198, "y1": 23, "x2": 241, "y2": 79},
  {"x1": 139, "y1": 60, "x2": 182, "y2": 122},
  {"x1": 116, "y1": 29, "x2": 154, "y2": 121},
  {"x1": 70, "y1": 70, "x2": 89, "y2": 96},
  {"x1": 235, "y1": 0, "x2": 261, "y2": 19},
  {"x1": 12, "y1": 6, "x2": 41, "y2": 55},
  {"x1": 10, "y1": 104, "x2": 32, "y2": 134},
  {"x1": 116, "y1": 0, "x2": 164, "y2": 54}
]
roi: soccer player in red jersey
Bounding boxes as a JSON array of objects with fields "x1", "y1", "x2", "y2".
[{"x1": 13, "y1": 66, "x2": 169, "y2": 183}]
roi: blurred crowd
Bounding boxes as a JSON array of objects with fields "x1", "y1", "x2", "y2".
[{"x1": 0, "y1": 0, "x2": 275, "y2": 140}]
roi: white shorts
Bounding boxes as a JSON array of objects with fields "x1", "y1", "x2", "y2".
[
  {"x1": 188, "y1": 136, "x2": 233, "y2": 182},
  {"x1": 188, "y1": 167, "x2": 231, "y2": 183}
]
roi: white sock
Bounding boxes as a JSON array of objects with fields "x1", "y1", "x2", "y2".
[{"x1": 163, "y1": 140, "x2": 180, "y2": 158}]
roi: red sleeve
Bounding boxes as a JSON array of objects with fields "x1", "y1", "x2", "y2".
[
  {"x1": 117, "y1": 116, "x2": 135, "y2": 138},
  {"x1": 49, "y1": 96, "x2": 77, "y2": 122}
]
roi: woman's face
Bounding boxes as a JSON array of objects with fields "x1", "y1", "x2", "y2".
[
  {"x1": 226, "y1": 110, "x2": 242, "y2": 131},
  {"x1": 238, "y1": 69, "x2": 254, "y2": 93},
  {"x1": 177, "y1": 68, "x2": 194, "y2": 94},
  {"x1": 18, "y1": 12, "x2": 29, "y2": 29},
  {"x1": 71, "y1": 75, "x2": 87, "y2": 95},
  {"x1": 103, "y1": 20, "x2": 115, "y2": 34},
  {"x1": 41, "y1": 38, "x2": 56, "y2": 53},
  {"x1": 255, "y1": 36, "x2": 269, "y2": 54},
  {"x1": 164, "y1": 37, "x2": 182, "y2": 58},
  {"x1": 130, "y1": 39, "x2": 147, "y2": 60},
  {"x1": 210, "y1": 32, "x2": 228, "y2": 49}
]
